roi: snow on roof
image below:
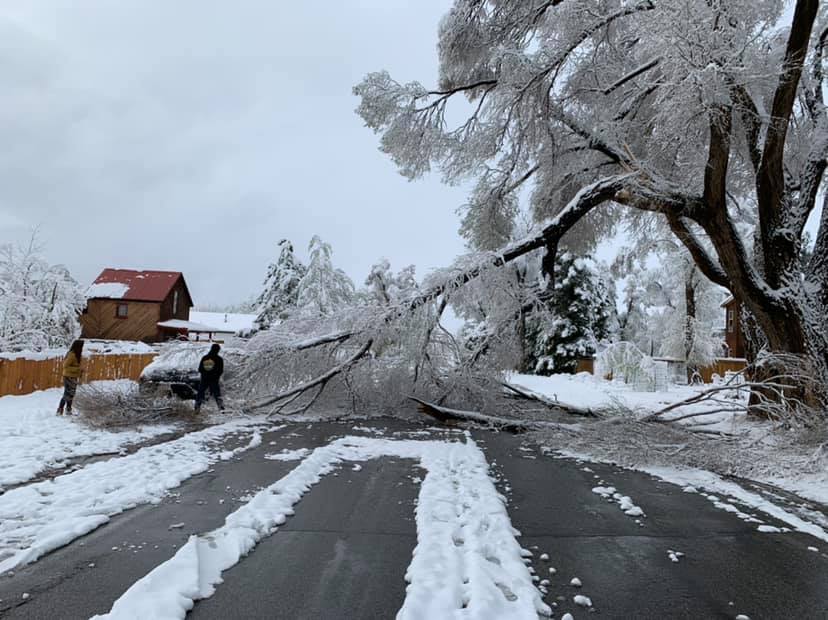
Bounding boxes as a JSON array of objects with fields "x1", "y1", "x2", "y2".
[
  {"x1": 189, "y1": 311, "x2": 258, "y2": 335},
  {"x1": 85, "y1": 282, "x2": 130, "y2": 300},
  {"x1": 720, "y1": 295, "x2": 735, "y2": 307},
  {"x1": 86, "y1": 269, "x2": 191, "y2": 304},
  {"x1": 157, "y1": 319, "x2": 233, "y2": 333}
]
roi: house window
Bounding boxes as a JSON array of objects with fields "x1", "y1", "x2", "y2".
[
  {"x1": 727, "y1": 309, "x2": 734, "y2": 333},
  {"x1": 116, "y1": 303, "x2": 129, "y2": 318},
  {"x1": 173, "y1": 290, "x2": 179, "y2": 315}
]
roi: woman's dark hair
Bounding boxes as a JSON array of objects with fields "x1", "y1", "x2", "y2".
[{"x1": 70, "y1": 339, "x2": 84, "y2": 361}]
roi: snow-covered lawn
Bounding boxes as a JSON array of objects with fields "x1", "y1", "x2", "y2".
[
  {"x1": 509, "y1": 371, "x2": 736, "y2": 418},
  {"x1": 0, "y1": 382, "x2": 177, "y2": 490},
  {"x1": 510, "y1": 371, "x2": 752, "y2": 433}
]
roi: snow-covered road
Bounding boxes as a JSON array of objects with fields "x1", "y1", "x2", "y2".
[{"x1": 0, "y1": 418, "x2": 825, "y2": 620}]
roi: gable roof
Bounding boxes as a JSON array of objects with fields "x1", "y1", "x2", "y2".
[{"x1": 86, "y1": 269, "x2": 193, "y2": 306}]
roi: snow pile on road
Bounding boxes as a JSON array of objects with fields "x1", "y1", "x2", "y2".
[
  {"x1": 0, "y1": 418, "x2": 268, "y2": 574},
  {"x1": 95, "y1": 435, "x2": 550, "y2": 620},
  {"x1": 591, "y1": 486, "x2": 646, "y2": 518},
  {"x1": 264, "y1": 448, "x2": 311, "y2": 461},
  {"x1": 0, "y1": 385, "x2": 175, "y2": 489},
  {"x1": 218, "y1": 431, "x2": 262, "y2": 461}
]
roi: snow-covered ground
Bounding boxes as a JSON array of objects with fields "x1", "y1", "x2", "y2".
[
  {"x1": 0, "y1": 383, "x2": 176, "y2": 490},
  {"x1": 95, "y1": 434, "x2": 550, "y2": 620},
  {"x1": 0, "y1": 416, "x2": 267, "y2": 574},
  {"x1": 509, "y1": 371, "x2": 742, "y2": 424},
  {"x1": 513, "y1": 373, "x2": 828, "y2": 507}
]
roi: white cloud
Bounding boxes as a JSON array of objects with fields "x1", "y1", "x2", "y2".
[{"x1": 0, "y1": 0, "x2": 468, "y2": 307}]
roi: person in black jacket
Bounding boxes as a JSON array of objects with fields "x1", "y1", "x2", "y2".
[{"x1": 195, "y1": 343, "x2": 225, "y2": 412}]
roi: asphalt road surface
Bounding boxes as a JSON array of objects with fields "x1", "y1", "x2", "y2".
[{"x1": 0, "y1": 418, "x2": 826, "y2": 619}]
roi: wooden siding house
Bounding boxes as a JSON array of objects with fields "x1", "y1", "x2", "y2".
[
  {"x1": 721, "y1": 295, "x2": 747, "y2": 358},
  {"x1": 81, "y1": 269, "x2": 194, "y2": 343}
]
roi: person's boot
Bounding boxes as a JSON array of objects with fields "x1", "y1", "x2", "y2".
[{"x1": 56, "y1": 406, "x2": 64, "y2": 416}]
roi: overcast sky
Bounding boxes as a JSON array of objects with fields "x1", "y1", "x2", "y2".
[{"x1": 0, "y1": 1, "x2": 469, "y2": 308}]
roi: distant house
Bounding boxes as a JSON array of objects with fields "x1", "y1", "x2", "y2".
[
  {"x1": 189, "y1": 311, "x2": 259, "y2": 338},
  {"x1": 721, "y1": 296, "x2": 746, "y2": 359},
  {"x1": 81, "y1": 269, "x2": 194, "y2": 343}
]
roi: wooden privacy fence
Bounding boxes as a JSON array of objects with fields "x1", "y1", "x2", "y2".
[{"x1": 0, "y1": 353, "x2": 157, "y2": 397}]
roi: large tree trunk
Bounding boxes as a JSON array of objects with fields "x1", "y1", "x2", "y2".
[{"x1": 683, "y1": 268, "x2": 697, "y2": 370}]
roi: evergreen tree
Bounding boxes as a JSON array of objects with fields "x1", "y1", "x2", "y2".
[
  {"x1": 364, "y1": 258, "x2": 419, "y2": 306},
  {"x1": 255, "y1": 239, "x2": 306, "y2": 326},
  {"x1": 527, "y1": 253, "x2": 612, "y2": 375},
  {"x1": 295, "y1": 236, "x2": 355, "y2": 315}
]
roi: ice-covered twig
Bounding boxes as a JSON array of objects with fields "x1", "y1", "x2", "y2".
[{"x1": 250, "y1": 339, "x2": 374, "y2": 412}]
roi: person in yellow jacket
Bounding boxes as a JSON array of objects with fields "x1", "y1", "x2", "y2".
[{"x1": 57, "y1": 340, "x2": 84, "y2": 415}]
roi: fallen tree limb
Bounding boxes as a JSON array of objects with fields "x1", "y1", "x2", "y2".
[
  {"x1": 501, "y1": 381, "x2": 600, "y2": 418},
  {"x1": 408, "y1": 396, "x2": 583, "y2": 435},
  {"x1": 409, "y1": 396, "x2": 538, "y2": 432},
  {"x1": 293, "y1": 175, "x2": 635, "y2": 353},
  {"x1": 250, "y1": 339, "x2": 374, "y2": 412}
]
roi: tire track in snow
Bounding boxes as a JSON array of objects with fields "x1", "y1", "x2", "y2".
[{"x1": 93, "y1": 435, "x2": 551, "y2": 620}]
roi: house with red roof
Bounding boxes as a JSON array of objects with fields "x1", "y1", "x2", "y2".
[{"x1": 80, "y1": 269, "x2": 195, "y2": 343}]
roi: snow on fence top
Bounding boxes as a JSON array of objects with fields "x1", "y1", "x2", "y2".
[{"x1": 0, "y1": 340, "x2": 156, "y2": 361}]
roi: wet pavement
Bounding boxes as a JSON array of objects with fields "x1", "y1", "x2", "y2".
[{"x1": 0, "y1": 418, "x2": 825, "y2": 619}]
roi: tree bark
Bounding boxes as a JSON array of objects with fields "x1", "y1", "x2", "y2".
[{"x1": 684, "y1": 268, "x2": 697, "y2": 370}]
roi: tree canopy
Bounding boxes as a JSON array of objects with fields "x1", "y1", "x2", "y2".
[{"x1": 355, "y1": 0, "x2": 828, "y2": 407}]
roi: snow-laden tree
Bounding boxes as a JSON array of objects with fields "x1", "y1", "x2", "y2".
[
  {"x1": 295, "y1": 236, "x2": 355, "y2": 315},
  {"x1": 256, "y1": 240, "x2": 307, "y2": 326},
  {"x1": 355, "y1": 0, "x2": 828, "y2": 413},
  {"x1": 363, "y1": 258, "x2": 419, "y2": 305},
  {"x1": 0, "y1": 234, "x2": 85, "y2": 351},
  {"x1": 527, "y1": 253, "x2": 613, "y2": 375},
  {"x1": 653, "y1": 258, "x2": 723, "y2": 370},
  {"x1": 613, "y1": 234, "x2": 724, "y2": 369}
]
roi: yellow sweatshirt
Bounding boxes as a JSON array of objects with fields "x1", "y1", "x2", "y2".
[{"x1": 63, "y1": 352, "x2": 82, "y2": 379}]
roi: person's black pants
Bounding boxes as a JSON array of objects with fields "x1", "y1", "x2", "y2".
[{"x1": 195, "y1": 379, "x2": 224, "y2": 411}]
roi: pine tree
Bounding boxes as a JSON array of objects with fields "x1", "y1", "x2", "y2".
[
  {"x1": 364, "y1": 258, "x2": 419, "y2": 305},
  {"x1": 295, "y1": 236, "x2": 355, "y2": 315},
  {"x1": 255, "y1": 239, "x2": 306, "y2": 326},
  {"x1": 527, "y1": 253, "x2": 612, "y2": 375}
]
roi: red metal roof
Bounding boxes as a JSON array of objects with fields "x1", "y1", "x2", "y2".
[{"x1": 88, "y1": 269, "x2": 193, "y2": 305}]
